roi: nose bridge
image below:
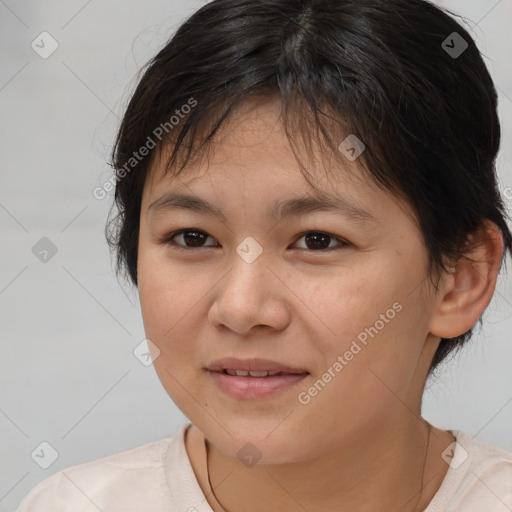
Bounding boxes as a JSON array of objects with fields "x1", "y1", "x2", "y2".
[
  {"x1": 210, "y1": 236, "x2": 288, "y2": 333},
  {"x1": 225, "y1": 235, "x2": 269, "y2": 302}
]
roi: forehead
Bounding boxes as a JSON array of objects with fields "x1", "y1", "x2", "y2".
[
  {"x1": 147, "y1": 98, "x2": 359, "y2": 187},
  {"x1": 142, "y1": 98, "x2": 415, "y2": 226}
]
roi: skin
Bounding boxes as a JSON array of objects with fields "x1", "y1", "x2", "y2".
[{"x1": 137, "y1": 96, "x2": 504, "y2": 511}]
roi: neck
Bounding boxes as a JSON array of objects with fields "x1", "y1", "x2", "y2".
[{"x1": 205, "y1": 416, "x2": 438, "y2": 512}]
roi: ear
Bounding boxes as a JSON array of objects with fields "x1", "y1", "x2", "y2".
[{"x1": 429, "y1": 220, "x2": 505, "y2": 339}]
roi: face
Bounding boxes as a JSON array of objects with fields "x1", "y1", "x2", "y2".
[{"x1": 137, "y1": 97, "x2": 442, "y2": 464}]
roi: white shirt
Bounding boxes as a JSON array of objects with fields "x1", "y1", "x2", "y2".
[{"x1": 15, "y1": 423, "x2": 512, "y2": 511}]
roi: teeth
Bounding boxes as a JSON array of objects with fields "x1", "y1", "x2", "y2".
[{"x1": 224, "y1": 369, "x2": 283, "y2": 377}]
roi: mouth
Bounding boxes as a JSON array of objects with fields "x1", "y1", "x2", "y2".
[
  {"x1": 206, "y1": 357, "x2": 309, "y2": 375},
  {"x1": 220, "y1": 369, "x2": 301, "y2": 377},
  {"x1": 206, "y1": 357, "x2": 309, "y2": 399}
]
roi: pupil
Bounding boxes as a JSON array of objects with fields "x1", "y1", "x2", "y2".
[
  {"x1": 184, "y1": 230, "x2": 205, "y2": 247},
  {"x1": 305, "y1": 233, "x2": 330, "y2": 250}
]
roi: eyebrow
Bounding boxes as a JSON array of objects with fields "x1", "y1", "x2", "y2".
[{"x1": 147, "y1": 192, "x2": 377, "y2": 224}]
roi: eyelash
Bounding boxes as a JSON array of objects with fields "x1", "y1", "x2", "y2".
[{"x1": 160, "y1": 229, "x2": 350, "y2": 252}]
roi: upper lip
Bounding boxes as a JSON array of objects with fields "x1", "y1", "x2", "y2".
[{"x1": 207, "y1": 357, "x2": 309, "y2": 374}]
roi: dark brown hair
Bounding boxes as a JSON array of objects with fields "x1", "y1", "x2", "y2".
[{"x1": 106, "y1": 0, "x2": 512, "y2": 373}]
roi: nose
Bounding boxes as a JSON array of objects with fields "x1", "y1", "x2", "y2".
[{"x1": 207, "y1": 244, "x2": 291, "y2": 335}]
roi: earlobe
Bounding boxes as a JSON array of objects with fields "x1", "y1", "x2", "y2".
[{"x1": 429, "y1": 221, "x2": 504, "y2": 339}]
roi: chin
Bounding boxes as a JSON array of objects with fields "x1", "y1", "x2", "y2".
[{"x1": 195, "y1": 416, "x2": 313, "y2": 465}]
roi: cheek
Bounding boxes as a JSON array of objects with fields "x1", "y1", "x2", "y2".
[
  {"x1": 137, "y1": 247, "x2": 201, "y2": 364},
  {"x1": 290, "y1": 271, "x2": 427, "y2": 438},
  {"x1": 302, "y1": 263, "x2": 397, "y2": 348},
  {"x1": 137, "y1": 254, "x2": 208, "y2": 416},
  {"x1": 305, "y1": 258, "x2": 428, "y2": 386}
]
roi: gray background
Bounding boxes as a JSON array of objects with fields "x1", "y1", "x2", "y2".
[{"x1": 1, "y1": 0, "x2": 511, "y2": 510}]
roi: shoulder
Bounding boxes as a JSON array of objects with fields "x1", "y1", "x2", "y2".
[
  {"x1": 15, "y1": 425, "x2": 189, "y2": 512},
  {"x1": 427, "y1": 430, "x2": 512, "y2": 511}
]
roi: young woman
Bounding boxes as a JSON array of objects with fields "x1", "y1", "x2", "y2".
[{"x1": 17, "y1": 0, "x2": 512, "y2": 510}]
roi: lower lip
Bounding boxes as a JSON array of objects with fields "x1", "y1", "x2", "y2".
[{"x1": 208, "y1": 370, "x2": 309, "y2": 399}]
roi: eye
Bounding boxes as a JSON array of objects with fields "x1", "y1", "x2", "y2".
[
  {"x1": 292, "y1": 231, "x2": 349, "y2": 251},
  {"x1": 162, "y1": 229, "x2": 349, "y2": 252},
  {"x1": 163, "y1": 229, "x2": 218, "y2": 249}
]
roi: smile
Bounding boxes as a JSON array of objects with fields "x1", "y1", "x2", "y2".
[
  {"x1": 223, "y1": 369, "x2": 293, "y2": 377},
  {"x1": 208, "y1": 369, "x2": 308, "y2": 399}
]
